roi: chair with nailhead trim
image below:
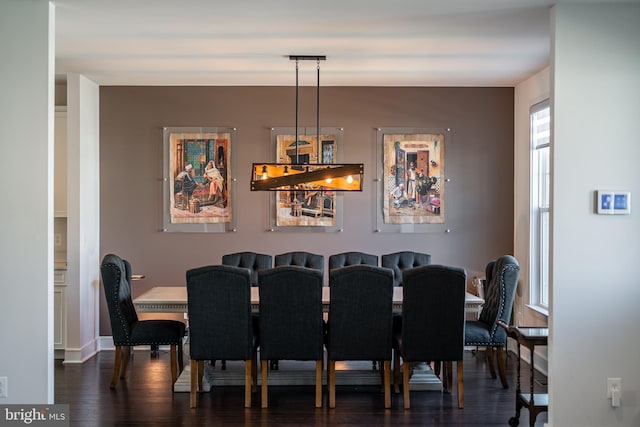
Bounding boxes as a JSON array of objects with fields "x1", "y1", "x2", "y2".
[{"x1": 100, "y1": 254, "x2": 185, "y2": 389}]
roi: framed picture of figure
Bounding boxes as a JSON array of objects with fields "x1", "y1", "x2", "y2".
[
  {"x1": 375, "y1": 128, "x2": 448, "y2": 233},
  {"x1": 162, "y1": 127, "x2": 236, "y2": 233},
  {"x1": 267, "y1": 127, "x2": 344, "y2": 232}
]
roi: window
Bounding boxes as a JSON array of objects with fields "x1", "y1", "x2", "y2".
[{"x1": 530, "y1": 100, "x2": 550, "y2": 311}]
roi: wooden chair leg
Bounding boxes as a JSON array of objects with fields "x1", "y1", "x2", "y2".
[
  {"x1": 457, "y1": 360, "x2": 464, "y2": 409},
  {"x1": 497, "y1": 345, "x2": 509, "y2": 388},
  {"x1": 110, "y1": 346, "x2": 122, "y2": 389},
  {"x1": 328, "y1": 360, "x2": 336, "y2": 408},
  {"x1": 197, "y1": 361, "x2": 204, "y2": 392},
  {"x1": 120, "y1": 346, "x2": 131, "y2": 379},
  {"x1": 486, "y1": 345, "x2": 497, "y2": 379},
  {"x1": 403, "y1": 362, "x2": 411, "y2": 409},
  {"x1": 251, "y1": 351, "x2": 258, "y2": 393},
  {"x1": 383, "y1": 360, "x2": 391, "y2": 409},
  {"x1": 170, "y1": 345, "x2": 178, "y2": 385},
  {"x1": 244, "y1": 359, "x2": 252, "y2": 408},
  {"x1": 315, "y1": 360, "x2": 323, "y2": 408},
  {"x1": 393, "y1": 349, "x2": 401, "y2": 394},
  {"x1": 178, "y1": 341, "x2": 184, "y2": 374},
  {"x1": 433, "y1": 360, "x2": 441, "y2": 377},
  {"x1": 190, "y1": 359, "x2": 198, "y2": 408},
  {"x1": 261, "y1": 359, "x2": 269, "y2": 408},
  {"x1": 446, "y1": 361, "x2": 453, "y2": 393},
  {"x1": 437, "y1": 362, "x2": 448, "y2": 392}
]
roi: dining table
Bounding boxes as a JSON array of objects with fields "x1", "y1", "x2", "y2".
[
  {"x1": 133, "y1": 286, "x2": 485, "y2": 316},
  {"x1": 133, "y1": 285, "x2": 485, "y2": 393}
]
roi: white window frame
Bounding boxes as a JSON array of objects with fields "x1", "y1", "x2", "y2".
[{"x1": 529, "y1": 100, "x2": 550, "y2": 314}]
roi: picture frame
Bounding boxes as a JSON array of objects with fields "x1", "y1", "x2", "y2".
[
  {"x1": 162, "y1": 127, "x2": 236, "y2": 233},
  {"x1": 267, "y1": 127, "x2": 344, "y2": 232},
  {"x1": 374, "y1": 127, "x2": 449, "y2": 233}
]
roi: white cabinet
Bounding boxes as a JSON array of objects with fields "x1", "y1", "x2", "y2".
[
  {"x1": 54, "y1": 108, "x2": 67, "y2": 217},
  {"x1": 54, "y1": 268, "x2": 67, "y2": 358}
]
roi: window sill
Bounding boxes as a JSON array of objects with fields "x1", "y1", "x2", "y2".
[{"x1": 526, "y1": 304, "x2": 549, "y2": 317}]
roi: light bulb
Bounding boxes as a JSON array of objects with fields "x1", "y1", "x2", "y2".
[{"x1": 346, "y1": 175, "x2": 353, "y2": 184}]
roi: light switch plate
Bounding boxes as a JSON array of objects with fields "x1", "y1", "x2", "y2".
[{"x1": 597, "y1": 190, "x2": 631, "y2": 215}]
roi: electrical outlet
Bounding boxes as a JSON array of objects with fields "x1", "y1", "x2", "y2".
[
  {"x1": 607, "y1": 377, "x2": 621, "y2": 398},
  {"x1": 0, "y1": 376, "x2": 8, "y2": 398},
  {"x1": 55, "y1": 233, "x2": 62, "y2": 247},
  {"x1": 607, "y1": 377, "x2": 622, "y2": 407}
]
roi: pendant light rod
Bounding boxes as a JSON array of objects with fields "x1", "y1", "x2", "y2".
[
  {"x1": 290, "y1": 56, "x2": 326, "y2": 165},
  {"x1": 317, "y1": 59, "x2": 320, "y2": 163},
  {"x1": 295, "y1": 58, "x2": 299, "y2": 164}
]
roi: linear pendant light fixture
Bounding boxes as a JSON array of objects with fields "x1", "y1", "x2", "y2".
[{"x1": 251, "y1": 55, "x2": 363, "y2": 191}]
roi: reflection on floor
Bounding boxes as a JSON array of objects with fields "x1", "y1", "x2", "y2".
[{"x1": 176, "y1": 359, "x2": 441, "y2": 393}]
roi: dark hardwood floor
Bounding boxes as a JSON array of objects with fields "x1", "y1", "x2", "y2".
[{"x1": 55, "y1": 350, "x2": 548, "y2": 426}]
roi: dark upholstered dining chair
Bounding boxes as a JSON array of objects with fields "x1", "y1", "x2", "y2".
[
  {"x1": 258, "y1": 266, "x2": 325, "y2": 408},
  {"x1": 222, "y1": 252, "x2": 272, "y2": 285},
  {"x1": 275, "y1": 251, "x2": 324, "y2": 274},
  {"x1": 100, "y1": 254, "x2": 185, "y2": 389},
  {"x1": 393, "y1": 265, "x2": 467, "y2": 409},
  {"x1": 186, "y1": 265, "x2": 258, "y2": 408},
  {"x1": 381, "y1": 251, "x2": 432, "y2": 287},
  {"x1": 328, "y1": 251, "x2": 378, "y2": 270},
  {"x1": 327, "y1": 265, "x2": 394, "y2": 408},
  {"x1": 464, "y1": 255, "x2": 520, "y2": 388},
  {"x1": 382, "y1": 251, "x2": 432, "y2": 349},
  {"x1": 270, "y1": 251, "x2": 324, "y2": 370},
  {"x1": 328, "y1": 251, "x2": 380, "y2": 371},
  {"x1": 217, "y1": 252, "x2": 271, "y2": 370}
]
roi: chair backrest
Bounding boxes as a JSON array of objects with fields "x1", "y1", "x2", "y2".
[
  {"x1": 100, "y1": 254, "x2": 138, "y2": 344},
  {"x1": 328, "y1": 265, "x2": 393, "y2": 361},
  {"x1": 186, "y1": 265, "x2": 254, "y2": 361},
  {"x1": 401, "y1": 265, "x2": 467, "y2": 362},
  {"x1": 381, "y1": 251, "x2": 432, "y2": 286},
  {"x1": 328, "y1": 251, "x2": 378, "y2": 270},
  {"x1": 274, "y1": 251, "x2": 324, "y2": 275},
  {"x1": 258, "y1": 266, "x2": 324, "y2": 361},
  {"x1": 221, "y1": 252, "x2": 273, "y2": 285},
  {"x1": 478, "y1": 255, "x2": 520, "y2": 341}
]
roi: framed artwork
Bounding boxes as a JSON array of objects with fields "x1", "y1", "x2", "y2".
[
  {"x1": 162, "y1": 127, "x2": 236, "y2": 233},
  {"x1": 268, "y1": 127, "x2": 344, "y2": 232},
  {"x1": 375, "y1": 128, "x2": 448, "y2": 233}
]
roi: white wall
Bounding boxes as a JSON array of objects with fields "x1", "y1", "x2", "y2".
[
  {"x1": 64, "y1": 74, "x2": 101, "y2": 363},
  {"x1": 0, "y1": 0, "x2": 55, "y2": 403},
  {"x1": 550, "y1": 3, "x2": 640, "y2": 426},
  {"x1": 514, "y1": 67, "x2": 550, "y2": 327}
]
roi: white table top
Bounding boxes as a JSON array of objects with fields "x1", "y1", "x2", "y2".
[{"x1": 133, "y1": 286, "x2": 484, "y2": 313}]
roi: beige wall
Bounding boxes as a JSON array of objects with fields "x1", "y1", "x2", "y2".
[{"x1": 99, "y1": 86, "x2": 514, "y2": 334}]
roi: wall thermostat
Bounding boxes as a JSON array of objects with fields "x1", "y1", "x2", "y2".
[{"x1": 597, "y1": 190, "x2": 631, "y2": 215}]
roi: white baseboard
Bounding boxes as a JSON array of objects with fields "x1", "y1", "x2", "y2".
[
  {"x1": 98, "y1": 336, "x2": 115, "y2": 351},
  {"x1": 507, "y1": 337, "x2": 548, "y2": 377},
  {"x1": 63, "y1": 339, "x2": 99, "y2": 364}
]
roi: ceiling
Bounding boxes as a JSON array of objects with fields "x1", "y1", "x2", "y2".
[{"x1": 53, "y1": 0, "x2": 555, "y2": 87}]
